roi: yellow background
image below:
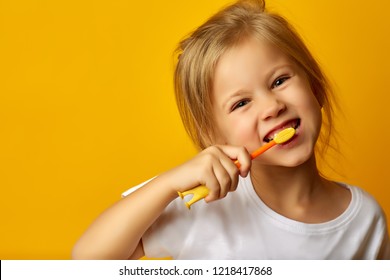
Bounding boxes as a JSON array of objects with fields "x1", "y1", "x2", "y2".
[{"x1": 1, "y1": 0, "x2": 389, "y2": 259}]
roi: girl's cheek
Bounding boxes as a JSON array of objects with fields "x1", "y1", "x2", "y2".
[{"x1": 228, "y1": 118, "x2": 257, "y2": 147}]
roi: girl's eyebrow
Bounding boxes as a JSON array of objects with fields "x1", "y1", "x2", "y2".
[
  {"x1": 261, "y1": 63, "x2": 296, "y2": 87},
  {"x1": 267, "y1": 63, "x2": 295, "y2": 77}
]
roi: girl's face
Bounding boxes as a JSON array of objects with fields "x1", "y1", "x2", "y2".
[{"x1": 211, "y1": 37, "x2": 322, "y2": 167}]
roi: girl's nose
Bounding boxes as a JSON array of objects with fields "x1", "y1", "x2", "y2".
[{"x1": 260, "y1": 95, "x2": 286, "y2": 120}]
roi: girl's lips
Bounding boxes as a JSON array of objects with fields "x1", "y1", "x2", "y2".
[
  {"x1": 263, "y1": 118, "x2": 301, "y2": 143},
  {"x1": 277, "y1": 133, "x2": 298, "y2": 147}
]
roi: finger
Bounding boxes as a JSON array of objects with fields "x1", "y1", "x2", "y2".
[
  {"x1": 235, "y1": 147, "x2": 252, "y2": 177},
  {"x1": 199, "y1": 145, "x2": 249, "y2": 202},
  {"x1": 196, "y1": 154, "x2": 221, "y2": 203},
  {"x1": 212, "y1": 161, "x2": 233, "y2": 199},
  {"x1": 203, "y1": 169, "x2": 221, "y2": 203},
  {"x1": 218, "y1": 155, "x2": 239, "y2": 192},
  {"x1": 208, "y1": 146, "x2": 238, "y2": 193},
  {"x1": 216, "y1": 145, "x2": 252, "y2": 178}
]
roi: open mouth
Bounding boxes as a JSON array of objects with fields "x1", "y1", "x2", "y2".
[{"x1": 263, "y1": 119, "x2": 301, "y2": 143}]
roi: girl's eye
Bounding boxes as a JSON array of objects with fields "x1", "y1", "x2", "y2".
[
  {"x1": 232, "y1": 99, "x2": 249, "y2": 111},
  {"x1": 272, "y1": 76, "x2": 290, "y2": 88}
]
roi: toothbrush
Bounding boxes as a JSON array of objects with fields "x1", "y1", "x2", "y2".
[{"x1": 177, "y1": 127, "x2": 296, "y2": 209}]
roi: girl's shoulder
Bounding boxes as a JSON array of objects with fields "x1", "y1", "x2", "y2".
[{"x1": 339, "y1": 183, "x2": 387, "y2": 223}]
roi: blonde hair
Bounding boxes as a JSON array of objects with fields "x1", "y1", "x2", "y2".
[{"x1": 174, "y1": 0, "x2": 335, "y2": 153}]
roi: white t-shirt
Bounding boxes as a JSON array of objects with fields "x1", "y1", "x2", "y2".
[{"x1": 123, "y1": 175, "x2": 390, "y2": 259}]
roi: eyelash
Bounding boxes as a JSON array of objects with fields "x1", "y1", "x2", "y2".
[
  {"x1": 272, "y1": 76, "x2": 290, "y2": 89},
  {"x1": 231, "y1": 99, "x2": 250, "y2": 111},
  {"x1": 230, "y1": 76, "x2": 290, "y2": 112}
]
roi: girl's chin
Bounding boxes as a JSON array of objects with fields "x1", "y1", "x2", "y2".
[{"x1": 254, "y1": 150, "x2": 315, "y2": 168}]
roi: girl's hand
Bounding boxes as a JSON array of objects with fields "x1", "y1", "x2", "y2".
[{"x1": 169, "y1": 145, "x2": 252, "y2": 203}]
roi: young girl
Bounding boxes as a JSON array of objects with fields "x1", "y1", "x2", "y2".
[{"x1": 72, "y1": 0, "x2": 390, "y2": 259}]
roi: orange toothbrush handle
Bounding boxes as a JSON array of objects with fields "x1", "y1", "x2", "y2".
[{"x1": 235, "y1": 140, "x2": 276, "y2": 168}]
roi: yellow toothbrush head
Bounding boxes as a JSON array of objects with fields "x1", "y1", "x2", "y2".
[{"x1": 274, "y1": 127, "x2": 296, "y2": 144}]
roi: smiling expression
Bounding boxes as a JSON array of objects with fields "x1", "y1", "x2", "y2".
[{"x1": 211, "y1": 37, "x2": 323, "y2": 167}]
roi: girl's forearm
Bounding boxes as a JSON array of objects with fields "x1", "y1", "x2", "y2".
[{"x1": 72, "y1": 174, "x2": 178, "y2": 259}]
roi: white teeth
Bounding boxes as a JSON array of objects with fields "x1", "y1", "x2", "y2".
[
  {"x1": 265, "y1": 133, "x2": 277, "y2": 142},
  {"x1": 263, "y1": 119, "x2": 300, "y2": 143}
]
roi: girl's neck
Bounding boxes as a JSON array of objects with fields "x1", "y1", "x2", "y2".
[
  {"x1": 250, "y1": 155, "x2": 322, "y2": 197},
  {"x1": 250, "y1": 155, "x2": 350, "y2": 223}
]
